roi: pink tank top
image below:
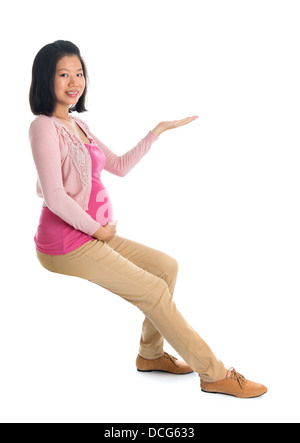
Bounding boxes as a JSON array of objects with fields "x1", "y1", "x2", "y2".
[{"x1": 34, "y1": 139, "x2": 114, "y2": 255}]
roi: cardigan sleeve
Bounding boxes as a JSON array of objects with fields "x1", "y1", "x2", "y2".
[
  {"x1": 29, "y1": 116, "x2": 101, "y2": 236},
  {"x1": 88, "y1": 128, "x2": 160, "y2": 177}
]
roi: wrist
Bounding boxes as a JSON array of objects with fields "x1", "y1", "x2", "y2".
[
  {"x1": 152, "y1": 125, "x2": 163, "y2": 137},
  {"x1": 92, "y1": 225, "x2": 105, "y2": 240}
]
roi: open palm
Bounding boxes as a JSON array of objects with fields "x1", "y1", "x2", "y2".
[{"x1": 153, "y1": 116, "x2": 198, "y2": 136}]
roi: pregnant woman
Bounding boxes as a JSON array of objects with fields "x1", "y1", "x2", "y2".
[{"x1": 29, "y1": 40, "x2": 267, "y2": 398}]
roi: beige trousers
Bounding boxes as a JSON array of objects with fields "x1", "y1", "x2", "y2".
[{"x1": 36, "y1": 235, "x2": 226, "y2": 382}]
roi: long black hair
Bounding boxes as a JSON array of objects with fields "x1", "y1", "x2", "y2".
[{"x1": 29, "y1": 40, "x2": 88, "y2": 116}]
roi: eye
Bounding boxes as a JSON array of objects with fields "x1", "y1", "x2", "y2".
[
  {"x1": 60, "y1": 73, "x2": 68, "y2": 77},
  {"x1": 77, "y1": 73, "x2": 84, "y2": 77}
]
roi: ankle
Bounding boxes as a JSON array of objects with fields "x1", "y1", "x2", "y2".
[{"x1": 219, "y1": 368, "x2": 231, "y2": 381}]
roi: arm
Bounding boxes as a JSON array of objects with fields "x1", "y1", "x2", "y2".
[
  {"x1": 89, "y1": 130, "x2": 159, "y2": 177},
  {"x1": 76, "y1": 115, "x2": 197, "y2": 177},
  {"x1": 88, "y1": 117, "x2": 198, "y2": 176},
  {"x1": 29, "y1": 117, "x2": 101, "y2": 236}
]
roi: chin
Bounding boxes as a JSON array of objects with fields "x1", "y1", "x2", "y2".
[{"x1": 66, "y1": 99, "x2": 80, "y2": 106}]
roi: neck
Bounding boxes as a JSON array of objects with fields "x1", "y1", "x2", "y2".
[{"x1": 53, "y1": 105, "x2": 71, "y2": 121}]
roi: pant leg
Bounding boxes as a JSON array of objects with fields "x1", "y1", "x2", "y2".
[
  {"x1": 35, "y1": 237, "x2": 226, "y2": 382},
  {"x1": 106, "y1": 235, "x2": 179, "y2": 359}
]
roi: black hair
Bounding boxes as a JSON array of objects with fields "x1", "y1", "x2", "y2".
[{"x1": 29, "y1": 40, "x2": 88, "y2": 116}]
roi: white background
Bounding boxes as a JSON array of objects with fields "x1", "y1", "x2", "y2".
[{"x1": 0, "y1": 0, "x2": 299, "y2": 423}]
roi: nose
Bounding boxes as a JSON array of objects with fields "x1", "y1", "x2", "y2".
[{"x1": 68, "y1": 75, "x2": 79, "y2": 86}]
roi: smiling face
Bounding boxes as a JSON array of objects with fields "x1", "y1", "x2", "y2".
[{"x1": 53, "y1": 55, "x2": 86, "y2": 114}]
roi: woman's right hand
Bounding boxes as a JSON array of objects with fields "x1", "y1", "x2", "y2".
[{"x1": 92, "y1": 221, "x2": 117, "y2": 243}]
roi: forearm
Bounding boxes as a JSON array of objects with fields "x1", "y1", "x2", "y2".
[
  {"x1": 45, "y1": 188, "x2": 101, "y2": 236},
  {"x1": 91, "y1": 130, "x2": 159, "y2": 177}
]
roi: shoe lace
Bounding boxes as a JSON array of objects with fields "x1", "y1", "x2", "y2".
[
  {"x1": 228, "y1": 367, "x2": 245, "y2": 389},
  {"x1": 163, "y1": 352, "x2": 178, "y2": 367}
]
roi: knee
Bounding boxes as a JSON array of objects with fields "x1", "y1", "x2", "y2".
[{"x1": 164, "y1": 255, "x2": 179, "y2": 281}]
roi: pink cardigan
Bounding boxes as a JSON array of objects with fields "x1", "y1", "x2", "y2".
[{"x1": 29, "y1": 114, "x2": 159, "y2": 236}]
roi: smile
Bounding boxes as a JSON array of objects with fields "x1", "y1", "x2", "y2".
[{"x1": 66, "y1": 90, "x2": 80, "y2": 97}]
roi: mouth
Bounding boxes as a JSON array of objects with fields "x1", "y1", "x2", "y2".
[{"x1": 66, "y1": 90, "x2": 80, "y2": 98}]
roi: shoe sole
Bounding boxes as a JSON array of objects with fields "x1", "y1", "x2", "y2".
[
  {"x1": 137, "y1": 369, "x2": 193, "y2": 375},
  {"x1": 201, "y1": 389, "x2": 268, "y2": 399}
]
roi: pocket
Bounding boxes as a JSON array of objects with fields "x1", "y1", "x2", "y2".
[{"x1": 66, "y1": 240, "x2": 97, "y2": 258}]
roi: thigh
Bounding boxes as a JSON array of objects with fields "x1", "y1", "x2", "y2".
[
  {"x1": 107, "y1": 235, "x2": 178, "y2": 281},
  {"x1": 38, "y1": 238, "x2": 169, "y2": 313}
]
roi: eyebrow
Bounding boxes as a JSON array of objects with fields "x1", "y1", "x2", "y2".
[{"x1": 57, "y1": 68, "x2": 83, "y2": 72}]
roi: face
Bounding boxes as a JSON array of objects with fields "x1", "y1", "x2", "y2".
[{"x1": 53, "y1": 55, "x2": 85, "y2": 111}]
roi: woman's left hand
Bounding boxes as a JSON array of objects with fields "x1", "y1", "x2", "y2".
[{"x1": 152, "y1": 116, "x2": 198, "y2": 136}]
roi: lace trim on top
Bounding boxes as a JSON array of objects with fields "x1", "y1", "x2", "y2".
[{"x1": 51, "y1": 116, "x2": 94, "y2": 187}]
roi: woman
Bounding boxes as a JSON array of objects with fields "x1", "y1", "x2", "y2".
[{"x1": 29, "y1": 40, "x2": 267, "y2": 398}]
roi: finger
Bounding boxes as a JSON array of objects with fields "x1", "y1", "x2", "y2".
[
  {"x1": 182, "y1": 116, "x2": 198, "y2": 122},
  {"x1": 176, "y1": 116, "x2": 198, "y2": 126}
]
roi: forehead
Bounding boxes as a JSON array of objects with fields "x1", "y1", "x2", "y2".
[{"x1": 56, "y1": 55, "x2": 83, "y2": 71}]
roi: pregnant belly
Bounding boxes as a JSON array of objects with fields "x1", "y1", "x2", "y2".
[{"x1": 87, "y1": 181, "x2": 114, "y2": 226}]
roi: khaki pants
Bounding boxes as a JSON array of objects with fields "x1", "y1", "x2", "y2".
[{"x1": 36, "y1": 235, "x2": 226, "y2": 382}]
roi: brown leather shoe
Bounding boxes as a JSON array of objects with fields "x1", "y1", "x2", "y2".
[
  {"x1": 201, "y1": 368, "x2": 268, "y2": 398},
  {"x1": 136, "y1": 352, "x2": 193, "y2": 374}
]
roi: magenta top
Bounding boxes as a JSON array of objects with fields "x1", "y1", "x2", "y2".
[{"x1": 34, "y1": 138, "x2": 114, "y2": 255}]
